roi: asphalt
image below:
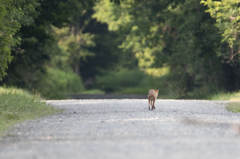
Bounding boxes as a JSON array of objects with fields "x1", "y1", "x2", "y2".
[{"x1": 1, "y1": 99, "x2": 240, "y2": 159}]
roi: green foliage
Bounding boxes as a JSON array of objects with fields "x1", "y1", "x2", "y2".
[
  {"x1": 93, "y1": 0, "x2": 226, "y2": 96},
  {"x1": 201, "y1": 0, "x2": 240, "y2": 63},
  {"x1": 0, "y1": 0, "x2": 16, "y2": 80},
  {"x1": 95, "y1": 67, "x2": 219, "y2": 99},
  {"x1": 80, "y1": 16, "x2": 134, "y2": 81},
  {"x1": 93, "y1": 0, "x2": 166, "y2": 69},
  {"x1": 0, "y1": 87, "x2": 60, "y2": 135},
  {"x1": 2, "y1": 0, "x2": 240, "y2": 100},
  {"x1": 53, "y1": 25, "x2": 95, "y2": 75},
  {"x1": 1, "y1": 1, "x2": 124, "y2": 98},
  {"x1": 37, "y1": 67, "x2": 84, "y2": 99},
  {"x1": 80, "y1": 89, "x2": 105, "y2": 94},
  {"x1": 209, "y1": 91, "x2": 240, "y2": 101},
  {"x1": 0, "y1": 0, "x2": 39, "y2": 80},
  {"x1": 226, "y1": 102, "x2": 240, "y2": 113},
  {"x1": 95, "y1": 68, "x2": 147, "y2": 92},
  {"x1": 1, "y1": 0, "x2": 94, "y2": 88},
  {"x1": 116, "y1": 87, "x2": 150, "y2": 95},
  {"x1": 0, "y1": 50, "x2": 12, "y2": 81}
]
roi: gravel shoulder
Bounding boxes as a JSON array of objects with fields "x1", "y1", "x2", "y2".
[{"x1": 1, "y1": 99, "x2": 240, "y2": 159}]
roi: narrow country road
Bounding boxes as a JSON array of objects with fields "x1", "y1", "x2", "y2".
[{"x1": 1, "y1": 99, "x2": 240, "y2": 159}]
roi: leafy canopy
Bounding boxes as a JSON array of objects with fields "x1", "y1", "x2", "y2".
[
  {"x1": 0, "y1": 0, "x2": 39, "y2": 80},
  {"x1": 201, "y1": 0, "x2": 240, "y2": 63}
]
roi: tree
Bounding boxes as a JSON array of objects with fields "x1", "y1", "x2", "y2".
[
  {"x1": 2, "y1": 0, "x2": 94, "y2": 87},
  {"x1": 93, "y1": 0, "x2": 234, "y2": 95},
  {"x1": 0, "y1": 0, "x2": 38, "y2": 80},
  {"x1": 53, "y1": 25, "x2": 95, "y2": 76},
  {"x1": 201, "y1": 0, "x2": 240, "y2": 63}
]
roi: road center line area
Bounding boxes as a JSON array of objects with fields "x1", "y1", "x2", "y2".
[{"x1": 1, "y1": 99, "x2": 240, "y2": 159}]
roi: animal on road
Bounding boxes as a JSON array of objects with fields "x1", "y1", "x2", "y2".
[{"x1": 148, "y1": 89, "x2": 159, "y2": 110}]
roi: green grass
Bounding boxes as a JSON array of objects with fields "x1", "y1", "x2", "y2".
[
  {"x1": 209, "y1": 91, "x2": 240, "y2": 101},
  {"x1": 226, "y1": 102, "x2": 240, "y2": 113},
  {"x1": 0, "y1": 87, "x2": 60, "y2": 135},
  {"x1": 208, "y1": 91, "x2": 240, "y2": 113}
]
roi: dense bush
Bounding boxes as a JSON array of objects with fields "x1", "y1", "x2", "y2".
[
  {"x1": 95, "y1": 67, "x2": 220, "y2": 99},
  {"x1": 37, "y1": 68, "x2": 84, "y2": 99},
  {"x1": 95, "y1": 68, "x2": 148, "y2": 92}
]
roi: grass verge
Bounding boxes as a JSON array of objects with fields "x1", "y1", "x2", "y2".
[
  {"x1": 226, "y1": 102, "x2": 240, "y2": 113},
  {"x1": 209, "y1": 91, "x2": 240, "y2": 101},
  {"x1": 208, "y1": 91, "x2": 240, "y2": 113},
  {"x1": 0, "y1": 87, "x2": 60, "y2": 136}
]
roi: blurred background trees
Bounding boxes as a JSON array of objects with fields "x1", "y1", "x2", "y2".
[
  {"x1": 1, "y1": 0, "x2": 240, "y2": 99},
  {"x1": 0, "y1": 0, "x2": 39, "y2": 80}
]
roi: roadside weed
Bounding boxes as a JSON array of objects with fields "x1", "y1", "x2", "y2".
[{"x1": 0, "y1": 87, "x2": 60, "y2": 135}]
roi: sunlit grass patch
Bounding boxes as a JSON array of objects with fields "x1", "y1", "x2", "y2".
[
  {"x1": 210, "y1": 91, "x2": 240, "y2": 101},
  {"x1": 0, "y1": 87, "x2": 60, "y2": 135},
  {"x1": 209, "y1": 91, "x2": 240, "y2": 113},
  {"x1": 226, "y1": 102, "x2": 240, "y2": 113}
]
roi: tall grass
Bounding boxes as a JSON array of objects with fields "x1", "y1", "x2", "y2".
[{"x1": 0, "y1": 87, "x2": 60, "y2": 135}]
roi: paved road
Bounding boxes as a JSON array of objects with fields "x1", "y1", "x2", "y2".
[{"x1": 1, "y1": 99, "x2": 240, "y2": 159}]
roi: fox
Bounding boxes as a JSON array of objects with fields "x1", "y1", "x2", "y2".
[{"x1": 148, "y1": 89, "x2": 159, "y2": 110}]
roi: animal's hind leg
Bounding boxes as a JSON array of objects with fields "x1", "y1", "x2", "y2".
[
  {"x1": 151, "y1": 100, "x2": 154, "y2": 110},
  {"x1": 148, "y1": 99, "x2": 151, "y2": 110},
  {"x1": 152, "y1": 99, "x2": 156, "y2": 109}
]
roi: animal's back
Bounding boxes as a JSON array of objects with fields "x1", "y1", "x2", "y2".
[{"x1": 148, "y1": 89, "x2": 158, "y2": 100}]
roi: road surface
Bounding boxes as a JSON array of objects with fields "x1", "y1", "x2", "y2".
[{"x1": 1, "y1": 99, "x2": 240, "y2": 159}]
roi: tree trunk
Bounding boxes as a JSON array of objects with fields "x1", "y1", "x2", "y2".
[{"x1": 75, "y1": 62, "x2": 80, "y2": 76}]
